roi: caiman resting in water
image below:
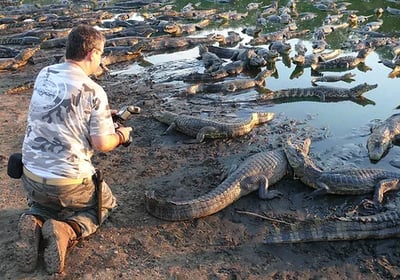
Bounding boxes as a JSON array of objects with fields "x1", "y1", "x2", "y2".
[
  {"x1": 259, "y1": 83, "x2": 377, "y2": 102},
  {"x1": 291, "y1": 49, "x2": 343, "y2": 68},
  {"x1": 145, "y1": 147, "x2": 289, "y2": 221},
  {"x1": 283, "y1": 138, "x2": 400, "y2": 205},
  {"x1": 186, "y1": 68, "x2": 275, "y2": 94},
  {"x1": 311, "y1": 72, "x2": 356, "y2": 85},
  {"x1": 367, "y1": 113, "x2": 400, "y2": 161},
  {"x1": 184, "y1": 46, "x2": 269, "y2": 82},
  {"x1": 311, "y1": 48, "x2": 373, "y2": 71},
  {"x1": 154, "y1": 111, "x2": 275, "y2": 143},
  {"x1": 264, "y1": 198, "x2": 400, "y2": 243},
  {"x1": 205, "y1": 45, "x2": 277, "y2": 64}
]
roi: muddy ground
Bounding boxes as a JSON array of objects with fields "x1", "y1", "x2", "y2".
[{"x1": 1, "y1": 47, "x2": 400, "y2": 280}]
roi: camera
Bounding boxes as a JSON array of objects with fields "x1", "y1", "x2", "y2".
[{"x1": 113, "y1": 105, "x2": 141, "y2": 147}]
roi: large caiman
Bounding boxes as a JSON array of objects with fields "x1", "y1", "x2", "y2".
[
  {"x1": 367, "y1": 113, "x2": 400, "y2": 161},
  {"x1": 145, "y1": 147, "x2": 289, "y2": 221},
  {"x1": 183, "y1": 46, "x2": 270, "y2": 82},
  {"x1": 154, "y1": 111, "x2": 275, "y2": 143},
  {"x1": 186, "y1": 68, "x2": 275, "y2": 94},
  {"x1": 311, "y1": 72, "x2": 356, "y2": 85},
  {"x1": 311, "y1": 48, "x2": 373, "y2": 71},
  {"x1": 264, "y1": 201, "x2": 400, "y2": 243},
  {"x1": 283, "y1": 138, "x2": 400, "y2": 205},
  {"x1": 258, "y1": 83, "x2": 377, "y2": 103},
  {"x1": 0, "y1": 46, "x2": 40, "y2": 70}
]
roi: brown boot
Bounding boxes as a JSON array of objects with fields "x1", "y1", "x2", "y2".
[
  {"x1": 42, "y1": 219, "x2": 77, "y2": 274},
  {"x1": 15, "y1": 213, "x2": 43, "y2": 272}
]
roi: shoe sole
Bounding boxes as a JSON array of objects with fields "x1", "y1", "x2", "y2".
[
  {"x1": 42, "y1": 220, "x2": 63, "y2": 274},
  {"x1": 15, "y1": 214, "x2": 41, "y2": 272}
]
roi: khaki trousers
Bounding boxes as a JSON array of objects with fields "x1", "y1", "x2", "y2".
[{"x1": 21, "y1": 174, "x2": 117, "y2": 237}]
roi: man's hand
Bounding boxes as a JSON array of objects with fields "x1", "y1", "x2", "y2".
[{"x1": 116, "y1": 126, "x2": 133, "y2": 146}]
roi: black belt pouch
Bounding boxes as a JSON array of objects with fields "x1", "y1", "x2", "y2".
[{"x1": 7, "y1": 153, "x2": 23, "y2": 179}]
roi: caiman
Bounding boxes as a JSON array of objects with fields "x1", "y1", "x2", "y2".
[
  {"x1": 249, "y1": 28, "x2": 309, "y2": 45},
  {"x1": 292, "y1": 49, "x2": 343, "y2": 68},
  {"x1": 0, "y1": 36, "x2": 41, "y2": 45},
  {"x1": 101, "y1": 44, "x2": 143, "y2": 66},
  {"x1": 154, "y1": 111, "x2": 275, "y2": 143},
  {"x1": 367, "y1": 113, "x2": 400, "y2": 161},
  {"x1": 163, "y1": 19, "x2": 210, "y2": 36},
  {"x1": 138, "y1": 33, "x2": 226, "y2": 53},
  {"x1": 186, "y1": 68, "x2": 275, "y2": 94},
  {"x1": 184, "y1": 60, "x2": 249, "y2": 83},
  {"x1": 311, "y1": 72, "x2": 356, "y2": 85},
  {"x1": 0, "y1": 0, "x2": 21, "y2": 7},
  {"x1": 264, "y1": 200, "x2": 400, "y2": 243},
  {"x1": 269, "y1": 41, "x2": 291, "y2": 55},
  {"x1": 283, "y1": 138, "x2": 400, "y2": 205},
  {"x1": 312, "y1": 48, "x2": 373, "y2": 71},
  {"x1": 218, "y1": 30, "x2": 242, "y2": 47},
  {"x1": 0, "y1": 45, "x2": 19, "y2": 58},
  {"x1": 0, "y1": 46, "x2": 39, "y2": 70},
  {"x1": 40, "y1": 37, "x2": 67, "y2": 49},
  {"x1": 379, "y1": 57, "x2": 400, "y2": 78},
  {"x1": 184, "y1": 47, "x2": 268, "y2": 82},
  {"x1": 105, "y1": 36, "x2": 140, "y2": 47},
  {"x1": 4, "y1": 80, "x2": 34, "y2": 94},
  {"x1": 206, "y1": 45, "x2": 275, "y2": 65},
  {"x1": 259, "y1": 83, "x2": 377, "y2": 102},
  {"x1": 145, "y1": 147, "x2": 288, "y2": 221},
  {"x1": 198, "y1": 44, "x2": 224, "y2": 73}
]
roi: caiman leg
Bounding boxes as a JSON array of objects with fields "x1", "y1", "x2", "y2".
[
  {"x1": 163, "y1": 123, "x2": 177, "y2": 135},
  {"x1": 242, "y1": 175, "x2": 283, "y2": 199},
  {"x1": 189, "y1": 126, "x2": 219, "y2": 144},
  {"x1": 373, "y1": 178, "x2": 400, "y2": 204},
  {"x1": 162, "y1": 124, "x2": 221, "y2": 144},
  {"x1": 307, "y1": 179, "x2": 400, "y2": 205}
]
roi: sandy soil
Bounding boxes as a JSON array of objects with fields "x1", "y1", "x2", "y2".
[{"x1": 1, "y1": 47, "x2": 400, "y2": 280}]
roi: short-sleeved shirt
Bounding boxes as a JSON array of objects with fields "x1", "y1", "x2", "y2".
[{"x1": 22, "y1": 62, "x2": 115, "y2": 179}]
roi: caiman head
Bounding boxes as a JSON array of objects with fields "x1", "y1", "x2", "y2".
[
  {"x1": 283, "y1": 138, "x2": 312, "y2": 177},
  {"x1": 292, "y1": 54, "x2": 305, "y2": 66},
  {"x1": 259, "y1": 49, "x2": 279, "y2": 63},
  {"x1": 252, "y1": 112, "x2": 275, "y2": 124},
  {"x1": 255, "y1": 68, "x2": 276, "y2": 85},
  {"x1": 17, "y1": 46, "x2": 40, "y2": 61},
  {"x1": 211, "y1": 34, "x2": 226, "y2": 43},
  {"x1": 153, "y1": 111, "x2": 177, "y2": 124},
  {"x1": 350, "y1": 83, "x2": 377, "y2": 98},
  {"x1": 164, "y1": 23, "x2": 180, "y2": 34},
  {"x1": 367, "y1": 128, "x2": 391, "y2": 161},
  {"x1": 356, "y1": 47, "x2": 374, "y2": 59},
  {"x1": 342, "y1": 72, "x2": 356, "y2": 80},
  {"x1": 247, "y1": 50, "x2": 267, "y2": 67}
]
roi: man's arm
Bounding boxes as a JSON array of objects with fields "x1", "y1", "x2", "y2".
[{"x1": 91, "y1": 126, "x2": 132, "y2": 152}]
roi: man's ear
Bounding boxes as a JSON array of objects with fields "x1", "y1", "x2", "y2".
[{"x1": 87, "y1": 49, "x2": 96, "y2": 62}]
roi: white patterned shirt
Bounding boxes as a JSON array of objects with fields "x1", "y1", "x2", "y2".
[{"x1": 22, "y1": 62, "x2": 115, "y2": 179}]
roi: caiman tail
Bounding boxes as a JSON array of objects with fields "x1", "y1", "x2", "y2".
[
  {"x1": 145, "y1": 149, "x2": 288, "y2": 221},
  {"x1": 264, "y1": 210, "x2": 400, "y2": 244},
  {"x1": 144, "y1": 181, "x2": 243, "y2": 221}
]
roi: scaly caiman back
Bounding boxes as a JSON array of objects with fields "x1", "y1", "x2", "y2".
[
  {"x1": 145, "y1": 149, "x2": 288, "y2": 221},
  {"x1": 265, "y1": 201, "x2": 400, "y2": 243}
]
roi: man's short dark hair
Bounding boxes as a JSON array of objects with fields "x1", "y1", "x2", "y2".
[{"x1": 66, "y1": 25, "x2": 105, "y2": 61}]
